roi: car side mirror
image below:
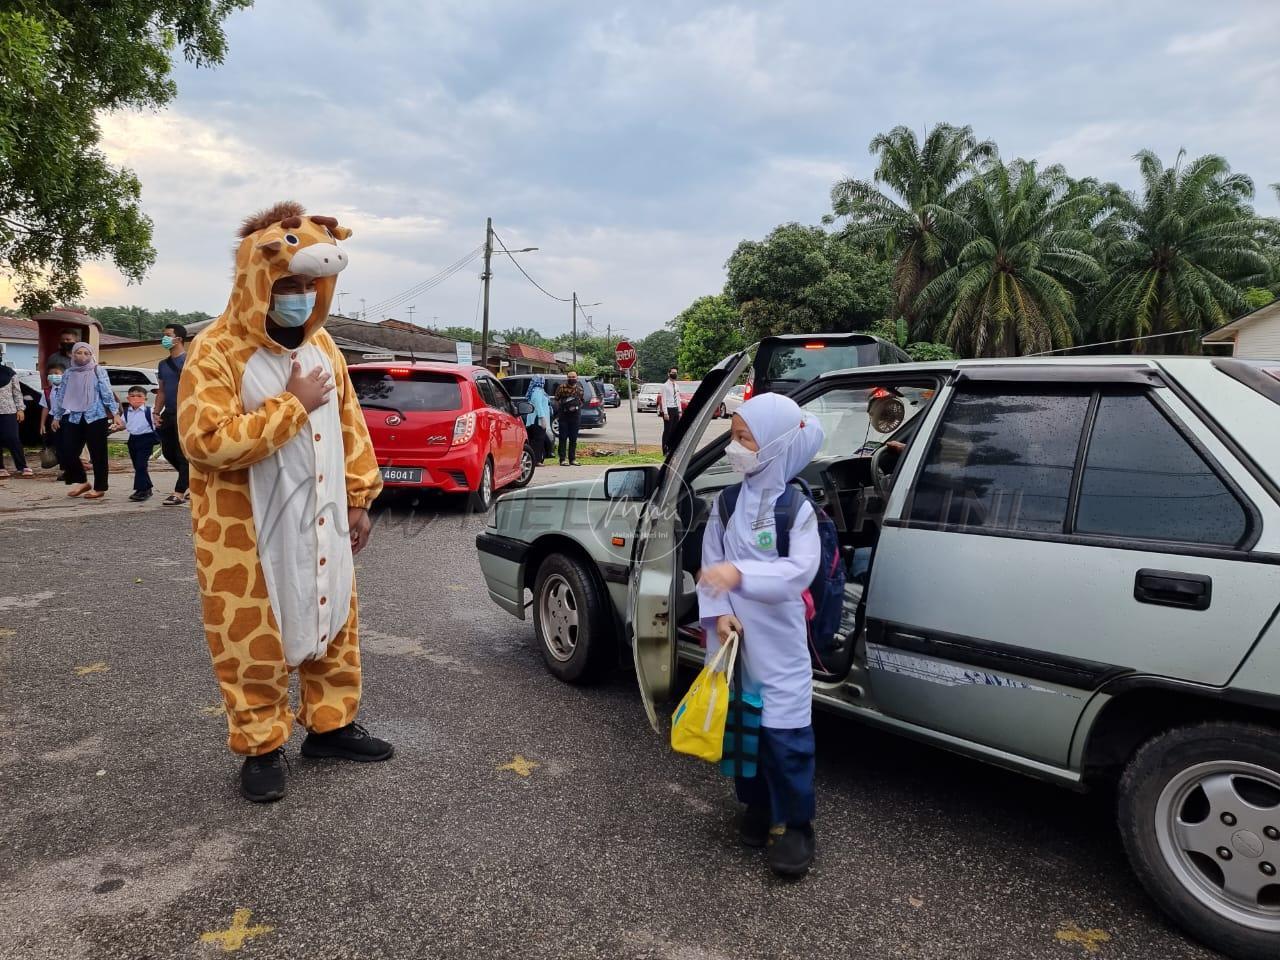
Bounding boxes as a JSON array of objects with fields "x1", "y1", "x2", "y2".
[
  {"x1": 513, "y1": 399, "x2": 534, "y2": 417},
  {"x1": 604, "y1": 466, "x2": 657, "y2": 500}
]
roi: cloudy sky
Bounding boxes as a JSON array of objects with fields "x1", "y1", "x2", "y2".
[{"x1": 33, "y1": 0, "x2": 1280, "y2": 338}]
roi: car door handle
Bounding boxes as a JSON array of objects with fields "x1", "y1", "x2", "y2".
[{"x1": 1134, "y1": 569, "x2": 1212, "y2": 611}]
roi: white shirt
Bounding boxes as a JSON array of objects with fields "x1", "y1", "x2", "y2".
[
  {"x1": 659, "y1": 378, "x2": 680, "y2": 410},
  {"x1": 122, "y1": 405, "x2": 156, "y2": 436}
]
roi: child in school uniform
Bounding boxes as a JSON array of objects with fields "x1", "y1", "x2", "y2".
[
  {"x1": 697, "y1": 391, "x2": 825, "y2": 878},
  {"x1": 120, "y1": 385, "x2": 159, "y2": 501}
]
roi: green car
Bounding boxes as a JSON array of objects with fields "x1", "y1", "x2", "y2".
[{"x1": 477, "y1": 349, "x2": 1280, "y2": 960}]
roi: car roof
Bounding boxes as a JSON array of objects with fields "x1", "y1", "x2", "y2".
[
  {"x1": 347, "y1": 361, "x2": 488, "y2": 377},
  {"x1": 760, "y1": 333, "x2": 886, "y2": 345},
  {"x1": 806, "y1": 354, "x2": 1220, "y2": 381}
]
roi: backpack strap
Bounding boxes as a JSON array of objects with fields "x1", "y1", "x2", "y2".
[
  {"x1": 718, "y1": 480, "x2": 811, "y2": 558},
  {"x1": 716, "y1": 482, "x2": 743, "y2": 530}
]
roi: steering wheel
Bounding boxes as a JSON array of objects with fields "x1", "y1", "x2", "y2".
[{"x1": 870, "y1": 442, "x2": 897, "y2": 498}]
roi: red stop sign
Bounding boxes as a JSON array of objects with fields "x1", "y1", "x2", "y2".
[{"x1": 615, "y1": 340, "x2": 637, "y2": 370}]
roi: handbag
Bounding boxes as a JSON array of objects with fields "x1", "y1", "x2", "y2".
[
  {"x1": 40, "y1": 445, "x2": 58, "y2": 469},
  {"x1": 670, "y1": 632, "x2": 738, "y2": 763},
  {"x1": 720, "y1": 654, "x2": 763, "y2": 779}
]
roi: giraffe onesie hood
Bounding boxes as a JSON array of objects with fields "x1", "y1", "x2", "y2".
[{"x1": 178, "y1": 201, "x2": 382, "y2": 756}]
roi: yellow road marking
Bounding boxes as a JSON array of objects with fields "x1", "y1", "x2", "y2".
[
  {"x1": 199, "y1": 704, "x2": 225, "y2": 717},
  {"x1": 498, "y1": 755, "x2": 539, "y2": 777},
  {"x1": 199, "y1": 909, "x2": 274, "y2": 952},
  {"x1": 74, "y1": 662, "x2": 109, "y2": 676},
  {"x1": 1055, "y1": 922, "x2": 1111, "y2": 953},
  {"x1": 0, "y1": 628, "x2": 15, "y2": 639}
]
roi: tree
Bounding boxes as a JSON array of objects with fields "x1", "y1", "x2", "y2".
[
  {"x1": 829, "y1": 123, "x2": 995, "y2": 336},
  {"x1": 869, "y1": 317, "x2": 956, "y2": 361},
  {"x1": 0, "y1": 2, "x2": 252, "y2": 313},
  {"x1": 635, "y1": 329, "x2": 679, "y2": 383},
  {"x1": 89, "y1": 305, "x2": 212, "y2": 339},
  {"x1": 1094, "y1": 150, "x2": 1271, "y2": 352},
  {"x1": 673, "y1": 295, "x2": 744, "y2": 378},
  {"x1": 725, "y1": 223, "x2": 892, "y2": 341},
  {"x1": 916, "y1": 160, "x2": 1104, "y2": 357},
  {"x1": 1243, "y1": 287, "x2": 1276, "y2": 310}
]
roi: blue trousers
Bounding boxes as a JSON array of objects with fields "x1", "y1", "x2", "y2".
[
  {"x1": 735, "y1": 725, "x2": 816, "y2": 827},
  {"x1": 127, "y1": 432, "x2": 158, "y2": 492}
]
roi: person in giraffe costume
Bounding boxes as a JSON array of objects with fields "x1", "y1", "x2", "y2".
[{"x1": 178, "y1": 201, "x2": 392, "y2": 803}]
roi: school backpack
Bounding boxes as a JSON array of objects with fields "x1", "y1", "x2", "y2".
[{"x1": 717, "y1": 478, "x2": 846, "y2": 662}]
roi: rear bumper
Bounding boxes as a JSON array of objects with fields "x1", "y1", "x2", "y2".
[
  {"x1": 476, "y1": 532, "x2": 528, "y2": 619},
  {"x1": 377, "y1": 451, "x2": 478, "y2": 492}
]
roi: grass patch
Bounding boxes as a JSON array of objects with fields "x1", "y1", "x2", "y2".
[{"x1": 571, "y1": 451, "x2": 664, "y2": 465}]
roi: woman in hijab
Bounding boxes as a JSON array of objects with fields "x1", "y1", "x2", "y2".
[
  {"x1": 697, "y1": 391, "x2": 825, "y2": 878},
  {"x1": 50, "y1": 342, "x2": 121, "y2": 499},
  {"x1": 525, "y1": 375, "x2": 553, "y2": 462},
  {"x1": 0, "y1": 360, "x2": 30, "y2": 478}
]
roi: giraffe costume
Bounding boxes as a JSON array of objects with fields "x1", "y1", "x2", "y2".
[{"x1": 178, "y1": 202, "x2": 382, "y2": 757}]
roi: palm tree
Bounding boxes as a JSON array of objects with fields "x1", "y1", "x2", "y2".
[
  {"x1": 829, "y1": 123, "x2": 995, "y2": 336},
  {"x1": 1094, "y1": 150, "x2": 1270, "y2": 352},
  {"x1": 914, "y1": 160, "x2": 1104, "y2": 357}
]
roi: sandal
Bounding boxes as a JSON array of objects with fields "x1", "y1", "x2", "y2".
[
  {"x1": 20, "y1": 468, "x2": 33, "y2": 477},
  {"x1": 163, "y1": 494, "x2": 185, "y2": 506},
  {"x1": 83, "y1": 491, "x2": 106, "y2": 500},
  {"x1": 0, "y1": 470, "x2": 9, "y2": 479},
  {"x1": 66, "y1": 482, "x2": 91, "y2": 498}
]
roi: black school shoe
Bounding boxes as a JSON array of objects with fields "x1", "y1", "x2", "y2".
[
  {"x1": 738, "y1": 805, "x2": 771, "y2": 848},
  {"x1": 240, "y1": 747, "x2": 287, "y2": 803},
  {"x1": 128, "y1": 490, "x2": 152, "y2": 502},
  {"x1": 767, "y1": 823, "x2": 816, "y2": 877},
  {"x1": 300, "y1": 721, "x2": 394, "y2": 762}
]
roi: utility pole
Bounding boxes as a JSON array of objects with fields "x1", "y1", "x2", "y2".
[
  {"x1": 571, "y1": 291, "x2": 578, "y2": 366},
  {"x1": 360, "y1": 298, "x2": 366, "y2": 321},
  {"x1": 480, "y1": 217, "x2": 493, "y2": 364},
  {"x1": 407, "y1": 305, "x2": 416, "y2": 326}
]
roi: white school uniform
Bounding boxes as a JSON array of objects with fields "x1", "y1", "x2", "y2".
[{"x1": 698, "y1": 393, "x2": 824, "y2": 729}]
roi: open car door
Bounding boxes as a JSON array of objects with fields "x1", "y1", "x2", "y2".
[{"x1": 630, "y1": 349, "x2": 754, "y2": 732}]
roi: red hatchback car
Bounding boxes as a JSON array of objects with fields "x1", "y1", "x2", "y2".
[{"x1": 349, "y1": 361, "x2": 536, "y2": 511}]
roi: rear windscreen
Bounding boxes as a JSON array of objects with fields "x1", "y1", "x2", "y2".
[
  {"x1": 351, "y1": 371, "x2": 462, "y2": 411},
  {"x1": 765, "y1": 342, "x2": 881, "y2": 382}
]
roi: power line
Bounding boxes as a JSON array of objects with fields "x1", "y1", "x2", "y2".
[
  {"x1": 1027, "y1": 328, "x2": 1199, "y2": 356},
  {"x1": 491, "y1": 230, "x2": 572, "y2": 302},
  {"x1": 362, "y1": 245, "x2": 485, "y2": 317}
]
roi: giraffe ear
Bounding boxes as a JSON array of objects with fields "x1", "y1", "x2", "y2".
[
  {"x1": 310, "y1": 216, "x2": 351, "y2": 241},
  {"x1": 256, "y1": 240, "x2": 283, "y2": 254}
]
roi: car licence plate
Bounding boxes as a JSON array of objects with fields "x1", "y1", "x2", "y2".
[{"x1": 381, "y1": 466, "x2": 423, "y2": 483}]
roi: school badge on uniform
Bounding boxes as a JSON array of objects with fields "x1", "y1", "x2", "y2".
[{"x1": 756, "y1": 529, "x2": 774, "y2": 550}]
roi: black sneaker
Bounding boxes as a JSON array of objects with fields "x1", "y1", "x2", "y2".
[
  {"x1": 738, "y1": 806, "x2": 771, "y2": 848},
  {"x1": 300, "y1": 721, "x2": 394, "y2": 762},
  {"x1": 767, "y1": 823, "x2": 815, "y2": 877},
  {"x1": 240, "y1": 747, "x2": 288, "y2": 803},
  {"x1": 558, "y1": 460, "x2": 566, "y2": 466},
  {"x1": 128, "y1": 490, "x2": 152, "y2": 502}
]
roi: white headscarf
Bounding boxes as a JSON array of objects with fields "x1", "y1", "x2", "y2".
[{"x1": 724, "y1": 392, "x2": 825, "y2": 556}]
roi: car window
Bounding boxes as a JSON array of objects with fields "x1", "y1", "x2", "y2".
[
  {"x1": 763, "y1": 342, "x2": 881, "y2": 383},
  {"x1": 475, "y1": 376, "x2": 507, "y2": 412},
  {"x1": 350, "y1": 370, "x2": 463, "y2": 411},
  {"x1": 106, "y1": 368, "x2": 149, "y2": 386},
  {"x1": 487, "y1": 379, "x2": 517, "y2": 415},
  {"x1": 1074, "y1": 393, "x2": 1247, "y2": 546},
  {"x1": 908, "y1": 389, "x2": 1089, "y2": 533}
]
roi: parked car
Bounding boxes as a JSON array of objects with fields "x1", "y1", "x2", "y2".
[
  {"x1": 636, "y1": 382, "x2": 661, "y2": 413},
  {"x1": 675, "y1": 381, "x2": 728, "y2": 418},
  {"x1": 598, "y1": 381, "x2": 621, "y2": 408},
  {"x1": 722, "y1": 383, "x2": 746, "y2": 417},
  {"x1": 501, "y1": 373, "x2": 607, "y2": 436},
  {"x1": 477, "y1": 351, "x2": 1280, "y2": 960},
  {"x1": 102, "y1": 365, "x2": 160, "y2": 409},
  {"x1": 349, "y1": 361, "x2": 536, "y2": 511},
  {"x1": 744, "y1": 333, "x2": 909, "y2": 400}
]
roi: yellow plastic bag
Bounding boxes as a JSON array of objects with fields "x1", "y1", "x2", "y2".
[{"x1": 670, "y1": 632, "x2": 739, "y2": 762}]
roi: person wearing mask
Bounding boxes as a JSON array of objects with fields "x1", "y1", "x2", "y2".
[
  {"x1": 553, "y1": 372, "x2": 584, "y2": 466},
  {"x1": 55, "y1": 329, "x2": 79, "y2": 363},
  {"x1": 121, "y1": 385, "x2": 160, "y2": 501},
  {"x1": 39, "y1": 357, "x2": 67, "y2": 476},
  {"x1": 51, "y1": 342, "x2": 120, "y2": 499},
  {"x1": 0, "y1": 360, "x2": 30, "y2": 478},
  {"x1": 659, "y1": 367, "x2": 681, "y2": 456},
  {"x1": 524, "y1": 375, "x2": 553, "y2": 463},
  {"x1": 153, "y1": 323, "x2": 191, "y2": 506}
]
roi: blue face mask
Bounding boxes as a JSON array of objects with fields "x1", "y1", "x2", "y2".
[
  {"x1": 49, "y1": 374, "x2": 63, "y2": 385},
  {"x1": 160, "y1": 335, "x2": 174, "y2": 350},
  {"x1": 269, "y1": 291, "x2": 316, "y2": 328}
]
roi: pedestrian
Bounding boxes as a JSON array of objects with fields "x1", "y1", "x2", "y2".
[
  {"x1": 54, "y1": 328, "x2": 79, "y2": 364},
  {"x1": 524, "y1": 375, "x2": 553, "y2": 463},
  {"x1": 0, "y1": 360, "x2": 31, "y2": 478},
  {"x1": 51, "y1": 342, "x2": 120, "y2": 500},
  {"x1": 659, "y1": 366, "x2": 681, "y2": 456},
  {"x1": 553, "y1": 371, "x2": 584, "y2": 466},
  {"x1": 39, "y1": 357, "x2": 67, "y2": 476},
  {"x1": 696, "y1": 392, "x2": 825, "y2": 878},
  {"x1": 179, "y1": 202, "x2": 390, "y2": 804},
  {"x1": 153, "y1": 323, "x2": 191, "y2": 506},
  {"x1": 120, "y1": 385, "x2": 159, "y2": 501}
]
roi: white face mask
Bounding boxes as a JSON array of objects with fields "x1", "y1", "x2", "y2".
[{"x1": 724, "y1": 440, "x2": 759, "y2": 475}]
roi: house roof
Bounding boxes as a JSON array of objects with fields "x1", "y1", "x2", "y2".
[
  {"x1": 507, "y1": 342, "x2": 557, "y2": 364},
  {"x1": 0, "y1": 315, "x2": 131, "y2": 344},
  {"x1": 1202, "y1": 299, "x2": 1280, "y2": 342}
]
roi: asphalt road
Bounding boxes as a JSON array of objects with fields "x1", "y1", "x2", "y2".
[
  {"x1": 575, "y1": 403, "x2": 728, "y2": 448},
  {"x1": 0, "y1": 478, "x2": 1220, "y2": 960}
]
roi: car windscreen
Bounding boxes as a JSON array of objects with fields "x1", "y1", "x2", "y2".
[
  {"x1": 351, "y1": 370, "x2": 463, "y2": 412},
  {"x1": 764, "y1": 342, "x2": 881, "y2": 383}
]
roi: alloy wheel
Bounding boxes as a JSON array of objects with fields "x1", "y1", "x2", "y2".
[{"x1": 538, "y1": 574, "x2": 578, "y2": 662}]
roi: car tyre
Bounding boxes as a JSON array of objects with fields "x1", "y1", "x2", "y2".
[
  {"x1": 532, "y1": 552, "x2": 613, "y2": 684},
  {"x1": 511, "y1": 444, "x2": 536, "y2": 489},
  {"x1": 466, "y1": 458, "x2": 494, "y2": 513},
  {"x1": 1117, "y1": 720, "x2": 1280, "y2": 960}
]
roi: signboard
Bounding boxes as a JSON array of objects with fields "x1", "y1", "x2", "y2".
[
  {"x1": 361, "y1": 353, "x2": 394, "y2": 362},
  {"x1": 455, "y1": 341, "x2": 473, "y2": 366},
  {"x1": 615, "y1": 340, "x2": 636, "y2": 370}
]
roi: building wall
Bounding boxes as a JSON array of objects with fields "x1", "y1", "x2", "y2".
[
  {"x1": 99, "y1": 343, "x2": 169, "y2": 368},
  {"x1": 1236, "y1": 317, "x2": 1280, "y2": 359},
  {"x1": 0, "y1": 340, "x2": 38, "y2": 370}
]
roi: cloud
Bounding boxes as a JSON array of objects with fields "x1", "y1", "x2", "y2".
[{"x1": 1166, "y1": 26, "x2": 1240, "y2": 55}]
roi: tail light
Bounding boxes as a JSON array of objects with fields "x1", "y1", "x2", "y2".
[
  {"x1": 589, "y1": 397, "x2": 601, "y2": 407},
  {"x1": 743, "y1": 372, "x2": 754, "y2": 401},
  {"x1": 452, "y1": 412, "x2": 476, "y2": 446},
  {"x1": 804, "y1": 342, "x2": 826, "y2": 350}
]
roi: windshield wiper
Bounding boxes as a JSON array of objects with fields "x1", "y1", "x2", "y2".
[{"x1": 359, "y1": 401, "x2": 407, "y2": 419}]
